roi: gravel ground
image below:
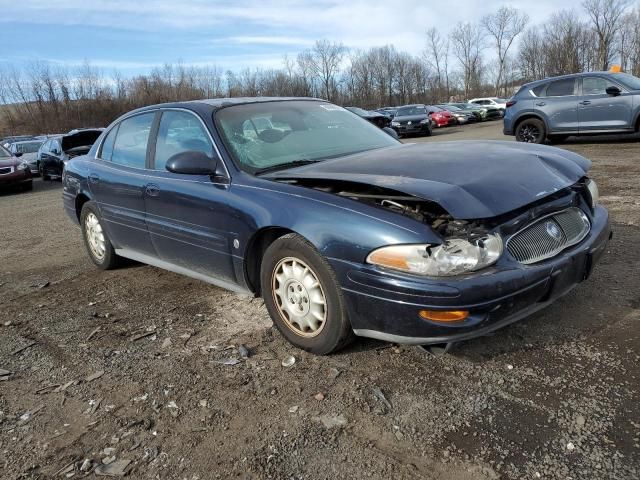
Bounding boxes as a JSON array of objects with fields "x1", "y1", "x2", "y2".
[{"x1": 1, "y1": 121, "x2": 639, "y2": 480}]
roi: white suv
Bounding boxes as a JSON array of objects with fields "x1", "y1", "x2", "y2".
[{"x1": 468, "y1": 97, "x2": 508, "y2": 111}]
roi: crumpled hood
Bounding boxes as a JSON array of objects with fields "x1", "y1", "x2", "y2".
[
  {"x1": 0, "y1": 157, "x2": 18, "y2": 167},
  {"x1": 267, "y1": 141, "x2": 591, "y2": 219},
  {"x1": 61, "y1": 130, "x2": 102, "y2": 152}
]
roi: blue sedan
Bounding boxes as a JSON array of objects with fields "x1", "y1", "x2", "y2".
[{"x1": 63, "y1": 98, "x2": 611, "y2": 354}]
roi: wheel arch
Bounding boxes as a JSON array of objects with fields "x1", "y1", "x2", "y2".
[
  {"x1": 243, "y1": 226, "x2": 297, "y2": 295},
  {"x1": 74, "y1": 192, "x2": 92, "y2": 222},
  {"x1": 513, "y1": 113, "x2": 547, "y2": 132}
]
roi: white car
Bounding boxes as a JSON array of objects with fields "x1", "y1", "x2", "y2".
[{"x1": 468, "y1": 97, "x2": 508, "y2": 111}]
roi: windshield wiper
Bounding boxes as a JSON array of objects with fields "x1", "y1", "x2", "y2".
[{"x1": 254, "y1": 159, "x2": 321, "y2": 175}]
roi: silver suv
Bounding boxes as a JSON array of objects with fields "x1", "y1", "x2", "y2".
[{"x1": 503, "y1": 72, "x2": 640, "y2": 143}]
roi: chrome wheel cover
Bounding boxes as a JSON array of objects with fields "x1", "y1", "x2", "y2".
[
  {"x1": 272, "y1": 257, "x2": 327, "y2": 337},
  {"x1": 85, "y1": 212, "x2": 106, "y2": 261}
]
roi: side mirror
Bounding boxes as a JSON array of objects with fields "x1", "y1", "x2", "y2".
[
  {"x1": 166, "y1": 150, "x2": 219, "y2": 175},
  {"x1": 606, "y1": 85, "x2": 621, "y2": 96},
  {"x1": 14, "y1": 152, "x2": 23, "y2": 158},
  {"x1": 383, "y1": 127, "x2": 399, "y2": 140}
]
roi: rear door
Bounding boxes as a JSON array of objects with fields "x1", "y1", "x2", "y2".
[
  {"x1": 88, "y1": 112, "x2": 157, "y2": 255},
  {"x1": 537, "y1": 77, "x2": 579, "y2": 132},
  {"x1": 578, "y1": 76, "x2": 633, "y2": 131},
  {"x1": 143, "y1": 109, "x2": 237, "y2": 282}
]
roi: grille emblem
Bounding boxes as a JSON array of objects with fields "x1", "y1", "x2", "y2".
[
  {"x1": 545, "y1": 221, "x2": 561, "y2": 240},
  {"x1": 407, "y1": 121, "x2": 412, "y2": 125}
]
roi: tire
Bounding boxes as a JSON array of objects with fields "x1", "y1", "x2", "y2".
[
  {"x1": 40, "y1": 164, "x2": 50, "y2": 181},
  {"x1": 515, "y1": 118, "x2": 546, "y2": 144},
  {"x1": 80, "y1": 201, "x2": 121, "y2": 270},
  {"x1": 260, "y1": 233, "x2": 354, "y2": 355},
  {"x1": 547, "y1": 135, "x2": 569, "y2": 144}
]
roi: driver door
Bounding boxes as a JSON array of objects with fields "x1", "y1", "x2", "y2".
[{"x1": 143, "y1": 109, "x2": 237, "y2": 283}]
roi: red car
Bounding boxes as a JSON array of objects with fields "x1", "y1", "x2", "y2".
[
  {"x1": 426, "y1": 105, "x2": 456, "y2": 128},
  {"x1": 0, "y1": 144, "x2": 32, "y2": 191}
]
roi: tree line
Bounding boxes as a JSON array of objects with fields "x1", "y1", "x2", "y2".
[{"x1": 1, "y1": 0, "x2": 639, "y2": 136}]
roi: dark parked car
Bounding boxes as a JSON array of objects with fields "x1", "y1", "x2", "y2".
[
  {"x1": 63, "y1": 98, "x2": 610, "y2": 355},
  {"x1": 0, "y1": 144, "x2": 32, "y2": 191},
  {"x1": 504, "y1": 71, "x2": 640, "y2": 143},
  {"x1": 390, "y1": 105, "x2": 433, "y2": 137},
  {"x1": 39, "y1": 129, "x2": 103, "y2": 179},
  {"x1": 8, "y1": 139, "x2": 44, "y2": 174},
  {"x1": 448, "y1": 102, "x2": 503, "y2": 121},
  {"x1": 345, "y1": 107, "x2": 392, "y2": 129},
  {"x1": 1, "y1": 135, "x2": 39, "y2": 149},
  {"x1": 375, "y1": 107, "x2": 398, "y2": 119}
]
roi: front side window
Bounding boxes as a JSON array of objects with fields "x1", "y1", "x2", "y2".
[
  {"x1": 215, "y1": 100, "x2": 398, "y2": 174},
  {"x1": 0, "y1": 146, "x2": 10, "y2": 158},
  {"x1": 582, "y1": 76, "x2": 617, "y2": 95},
  {"x1": 546, "y1": 78, "x2": 576, "y2": 97},
  {"x1": 111, "y1": 113, "x2": 154, "y2": 168},
  {"x1": 154, "y1": 111, "x2": 214, "y2": 169}
]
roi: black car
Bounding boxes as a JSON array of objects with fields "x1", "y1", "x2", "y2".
[
  {"x1": 39, "y1": 129, "x2": 103, "y2": 180},
  {"x1": 375, "y1": 107, "x2": 398, "y2": 119},
  {"x1": 345, "y1": 107, "x2": 392, "y2": 129},
  {"x1": 390, "y1": 105, "x2": 433, "y2": 137}
]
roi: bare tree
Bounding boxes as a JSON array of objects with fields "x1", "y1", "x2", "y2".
[
  {"x1": 307, "y1": 39, "x2": 347, "y2": 101},
  {"x1": 424, "y1": 27, "x2": 450, "y2": 101},
  {"x1": 583, "y1": 0, "x2": 630, "y2": 69},
  {"x1": 450, "y1": 22, "x2": 485, "y2": 99},
  {"x1": 482, "y1": 6, "x2": 529, "y2": 96}
]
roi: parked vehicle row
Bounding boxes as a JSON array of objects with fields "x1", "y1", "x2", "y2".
[{"x1": 0, "y1": 144, "x2": 33, "y2": 191}]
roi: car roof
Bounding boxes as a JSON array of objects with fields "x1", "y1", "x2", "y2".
[{"x1": 521, "y1": 71, "x2": 617, "y2": 89}]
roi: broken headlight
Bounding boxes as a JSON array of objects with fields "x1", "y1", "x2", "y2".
[
  {"x1": 586, "y1": 178, "x2": 599, "y2": 208},
  {"x1": 366, "y1": 234, "x2": 503, "y2": 276}
]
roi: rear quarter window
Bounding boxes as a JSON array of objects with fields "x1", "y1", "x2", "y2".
[{"x1": 531, "y1": 83, "x2": 548, "y2": 97}]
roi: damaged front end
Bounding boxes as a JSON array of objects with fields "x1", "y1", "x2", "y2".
[{"x1": 279, "y1": 176, "x2": 598, "y2": 277}]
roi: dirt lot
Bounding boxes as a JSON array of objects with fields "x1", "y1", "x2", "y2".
[{"x1": 1, "y1": 121, "x2": 639, "y2": 480}]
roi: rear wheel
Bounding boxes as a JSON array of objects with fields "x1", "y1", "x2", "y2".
[
  {"x1": 80, "y1": 202, "x2": 121, "y2": 270},
  {"x1": 260, "y1": 233, "x2": 354, "y2": 355},
  {"x1": 515, "y1": 118, "x2": 546, "y2": 144}
]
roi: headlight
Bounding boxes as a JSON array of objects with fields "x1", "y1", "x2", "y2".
[
  {"x1": 17, "y1": 162, "x2": 29, "y2": 171},
  {"x1": 391, "y1": 121, "x2": 400, "y2": 126},
  {"x1": 586, "y1": 179, "x2": 599, "y2": 208},
  {"x1": 419, "y1": 118, "x2": 430, "y2": 124},
  {"x1": 367, "y1": 234, "x2": 503, "y2": 276}
]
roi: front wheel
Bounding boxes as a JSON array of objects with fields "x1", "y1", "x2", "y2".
[
  {"x1": 515, "y1": 118, "x2": 546, "y2": 144},
  {"x1": 80, "y1": 202, "x2": 121, "y2": 270},
  {"x1": 260, "y1": 233, "x2": 354, "y2": 355}
]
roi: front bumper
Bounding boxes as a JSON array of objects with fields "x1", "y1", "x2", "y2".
[
  {"x1": 0, "y1": 169, "x2": 32, "y2": 186},
  {"x1": 332, "y1": 205, "x2": 611, "y2": 345},
  {"x1": 392, "y1": 123, "x2": 431, "y2": 136}
]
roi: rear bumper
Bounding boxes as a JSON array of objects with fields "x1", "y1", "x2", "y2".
[{"x1": 332, "y1": 205, "x2": 611, "y2": 345}]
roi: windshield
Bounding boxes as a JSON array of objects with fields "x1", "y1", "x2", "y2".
[
  {"x1": 395, "y1": 106, "x2": 426, "y2": 116},
  {"x1": 616, "y1": 73, "x2": 640, "y2": 90},
  {"x1": 13, "y1": 141, "x2": 42, "y2": 154},
  {"x1": 215, "y1": 100, "x2": 398, "y2": 174}
]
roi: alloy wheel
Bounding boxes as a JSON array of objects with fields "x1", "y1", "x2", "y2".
[
  {"x1": 85, "y1": 213, "x2": 106, "y2": 261},
  {"x1": 272, "y1": 257, "x2": 327, "y2": 337},
  {"x1": 517, "y1": 123, "x2": 542, "y2": 143}
]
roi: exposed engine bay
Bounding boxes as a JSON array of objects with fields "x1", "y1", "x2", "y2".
[{"x1": 282, "y1": 179, "x2": 492, "y2": 239}]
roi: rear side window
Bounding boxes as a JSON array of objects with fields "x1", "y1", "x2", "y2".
[
  {"x1": 531, "y1": 83, "x2": 547, "y2": 97},
  {"x1": 546, "y1": 78, "x2": 576, "y2": 97},
  {"x1": 99, "y1": 126, "x2": 118, "y2": 161},
  {"x1": 111, "y1": 113, "x2": 155, "y2": 168}
]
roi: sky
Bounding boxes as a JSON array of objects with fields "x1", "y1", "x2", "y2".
[{"x1": 0, "y1": 0, "x2": 585, "y2": 76}]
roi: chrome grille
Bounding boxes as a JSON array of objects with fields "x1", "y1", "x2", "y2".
[
  {"x1": 507, "y1": 208, "x2": 590, "y2": 264},
  {"x1": 0, "y1": 166, "x2": 14, "y2": 175}
]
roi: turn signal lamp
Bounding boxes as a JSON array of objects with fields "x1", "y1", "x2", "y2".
[{"x1": 419, "y1": 310, "x2": 469, "y2": 322}]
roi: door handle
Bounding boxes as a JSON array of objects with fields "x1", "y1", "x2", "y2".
[
  {"x1": 535, "y1": 102, "x2": 546, "y2": 106},
  {"x1": 145, "y1": 184, "x2": 160, "y2": 197},
  {"x1": 579, "y1": 100, "x2": 591, "y2": 105},
  {"x1": 88, "y1": 174, "x2": 100, "y2": 184}
]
